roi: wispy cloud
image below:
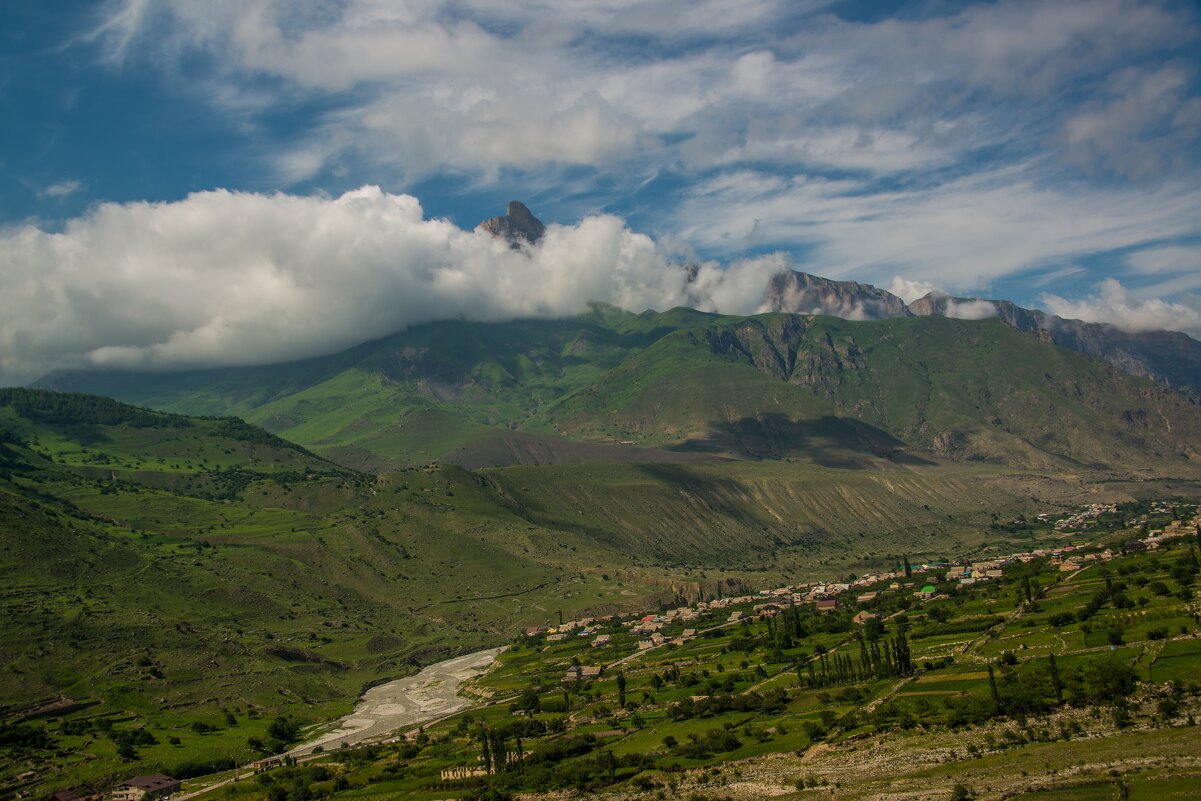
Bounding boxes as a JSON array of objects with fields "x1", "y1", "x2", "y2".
[
  {"x1": 36, "y1": 179, "x2": 82, "y2": 200},
  {"x1": 25, "y1": 0, "x2": 1195, "y2": 364},
  {"x1": 669, "y1": 163, "x2": 1201, "y2": 291},
  {"x1": 91, "y1": 0, "x2": 1198, "y2": 187}
]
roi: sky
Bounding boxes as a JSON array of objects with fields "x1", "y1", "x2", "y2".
[{"x1": 1, "y1": 0, "x2": 1200, "y2": 383}]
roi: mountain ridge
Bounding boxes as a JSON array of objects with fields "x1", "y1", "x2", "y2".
[{"x1": 34, "y1": 309, "x2": 1201, "y2": 475}]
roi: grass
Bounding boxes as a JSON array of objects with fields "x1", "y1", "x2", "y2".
[
  {"x1": 3, "y1": 386, "x2": 1201, "y2": 795},
  {"x1": 176, "y1": 531, "x2": 1201, "y2": 801}
]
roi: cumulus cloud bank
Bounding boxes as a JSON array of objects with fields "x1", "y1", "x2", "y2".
[
  {"x1": 0, "y1": 187, "x2": 783, "y2": 383},
  {"x1": 1041, "y1": 279, "x2": 1201, "y2": 338}
]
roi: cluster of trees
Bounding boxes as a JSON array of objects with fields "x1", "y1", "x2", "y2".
[
  {"x1": 0, "y1": 388, "x2": 189, "y2": 428},
  {"x1": 0, "y1": 722, "x2": 52, "y2": 750},
  {"x1": 802, "y1": 631, "x2": 913, "y2": 687},
  {"x1": 667, "y1": 688, "x2": 788, "y2": 720},
  {"x1": 248, "y1": 716, "x2": 302, "y2": 755},
  {"x1": 256, "y1": 763, "x2": 349, "y2": 801},
  {"x1": 911, "y1": 615, "x2": 1003, "y2": 640},
  {"x1": 663, "y1": 727, "x2": 742, "y2": 759},
  {"x1": 110, "y1": 726, "x2": 157, "y2": 760},
  {"x1": 211, "y1": 418, "x2": 315, "y2": 455},
  {"x1": 939, "y1": 653, "x2": 1138, "y2": 727},
  {"x1": 477, "y1": 719, "x2": 571, "y2": 775}
]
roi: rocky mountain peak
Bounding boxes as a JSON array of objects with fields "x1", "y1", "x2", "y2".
[
  {"x1": 477, "y1": 200, "x2": 546, "y2": 248},
  {"x1": 765, "y1": 270, "x2": 911, "y2": 321}
]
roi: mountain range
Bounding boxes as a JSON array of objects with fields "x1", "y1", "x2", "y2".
[
  {"x1": 6, "y1": 204, "x2": 1201, "y2": 790},
  {"x1": 33, "y1": 202, "x2": 1201, "y2": 475},
  {"x1": 765, "y1": 270, "x2": 1201, "y2": 394}
]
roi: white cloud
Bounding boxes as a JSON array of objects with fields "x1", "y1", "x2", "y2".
[
  {"x1": 943, "y1": 299, "x2": 998, "y2": 321},
  {"x1": 37, "y1": 179, "x2": 82, "y2": 200},
  {"x1": 887, "y1": 276, "x2": 940, "y2": 303},
  {"x1": 1128, "y1": 244, "x2": 1201, "y2": 274},
  {"x1": 671, "y1": 164, "x2": 1201, "y2": 292},
  {"x1": 90, "y1": 0, "x2": 1197, "y2": 186},
  {"x1": 1029, "y1": 265, "x2": 1087, "y2": 288},
  {"x1": 1061, "y1": 66, "x2": 1201, "y2": 179},
  {"x1": 0, "y1": 186, "x2": 783, "y2": 384},
  {"x1": 1040, "y1": 278, "x2": 1201, "y2": 337}
]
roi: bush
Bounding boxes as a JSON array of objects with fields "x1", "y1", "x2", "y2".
[{"x1": 268, "y1": 716, "x2": 300, "y2": 743}]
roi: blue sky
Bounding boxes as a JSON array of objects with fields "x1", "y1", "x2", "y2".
[{"x1": 1, "y1": 0, "x2": 1200, "y2": 381}]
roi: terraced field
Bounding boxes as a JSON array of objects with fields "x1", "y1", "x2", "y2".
[{"x1": 150, "y1": 523, "x2": 1201, "y2": 801}]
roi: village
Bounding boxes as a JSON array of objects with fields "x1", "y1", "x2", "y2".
[
  {"x1": 523, "y1": 507, "x2": 1201, "y2": 681},
  {"x1": 34, "y1": 503, "x2": 1201, "y2": 800}
]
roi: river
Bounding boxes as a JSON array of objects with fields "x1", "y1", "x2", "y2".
[{"x1": 290, "y1": 646, "x2": 506, "y2": 755}]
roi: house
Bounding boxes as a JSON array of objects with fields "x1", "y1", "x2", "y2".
[
  {"x1": 728, "y1": 611, "x2": 744, "y2": 622},
  {"x1": 590, "y1": 634, "x2": 611, "y2": 648},
  {"x1": 852, "y1": 611, "x2": 879, "y2": 625},
  {"x1": 546, "y1": 633, "x2": 567, "y2": 642},
  {"x1": 815, "y1": 599, "x2": 837, "y2": 613},
  {"x1": 109, "y1": 776, "x2": 180, "y2": 801},
  {"x1": 915, "y1": 585, "x2": 937, "y2": 600},
  {"x1": 251, "y1": 757, "x2": 283, "y2": 771},
  {"x1": 856, "y1": 592, "x2": 878, "y2": 604},
  {"x1": 681, "y1": 628, "x2": 698, "y2": 641},
  {"x1": 562, "y1": 665, "x2": 603, "y2": 683}
]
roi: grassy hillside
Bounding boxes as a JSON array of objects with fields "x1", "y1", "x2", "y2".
[
  {"x1": 0, "y1": 391, "x2": 667, "y2": 789},
  {"x1": 148, "y1": 518, "x2": 1201, "y2": 801},
  {"x1": 544, "y1": 314, "x2": 1201, "y2": 470},
  {"x1": 36, "y1": 309, "x2": 1201, "y2": 474},
  {"x1": 3, "y1": 389, "x2": 1200, "y2": 791}
]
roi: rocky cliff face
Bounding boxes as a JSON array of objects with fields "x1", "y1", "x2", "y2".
[
  {"x1": 909, "y1": 292, "x2": 1201, "y2": 392},
  {"x1": 763, "y1": 270, "x2": 1199, "y2": 392},
  {"x1": 765, "y1": 271, "x2": 911, "y2": 320},
  {"x1": 477, "y1": 201, "x2": 546, "y2": 248}
]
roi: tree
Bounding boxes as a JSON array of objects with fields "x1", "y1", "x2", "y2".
[
  {"x1": 1048, "y1": 653, "x2": 1063, "y2": 705},
  {"x1": 616, "y1": 671, "x2": 627, "y2": 707},
  {"x1": 267, "y1": 716, "x2": 299, "y2": 744}
]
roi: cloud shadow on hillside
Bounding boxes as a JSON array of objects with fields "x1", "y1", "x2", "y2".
[{"x1": 668, "y1": 412, "x2": 936, "y2": 468}]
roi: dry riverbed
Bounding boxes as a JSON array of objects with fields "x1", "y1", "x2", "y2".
[{"x1": 292, "y1": 647, "x2": 506, "y2": 755}]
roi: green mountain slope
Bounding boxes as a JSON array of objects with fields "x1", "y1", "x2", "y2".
[
  {"x1": 4, "y1": 390, "x2": 1200, "y2": 789},
  {"x1": 0, "y1": 390, "x2": 661, "y2": 786},
  {"x1": 549, "y1": 314, "x2": 1201, "y2": 470},
  {"x1": 34, "y1": 309, "x2": 1201, "y2": 473}
]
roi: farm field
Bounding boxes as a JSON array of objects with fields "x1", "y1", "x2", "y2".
[{"x1": 157, "y1": 521, "x2": 1201, "y2": 801}]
